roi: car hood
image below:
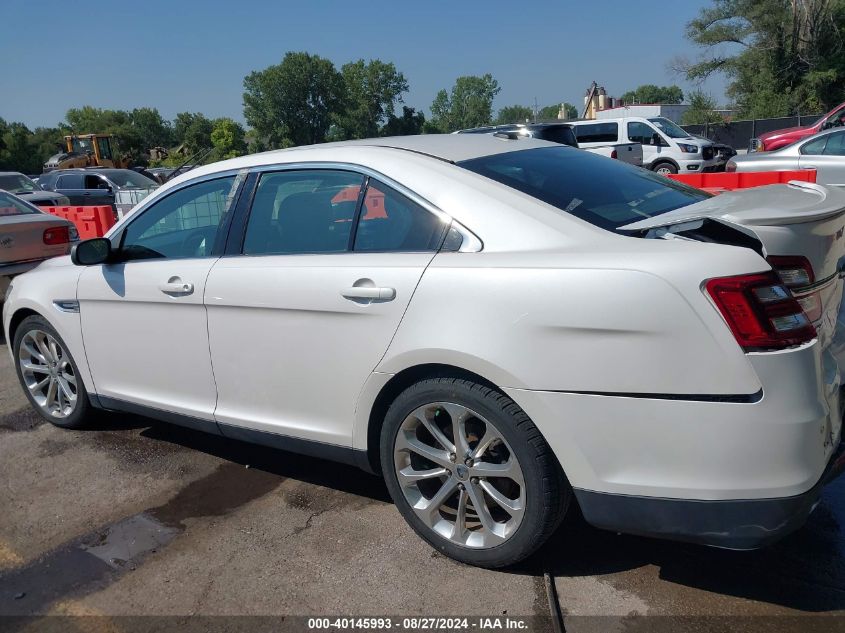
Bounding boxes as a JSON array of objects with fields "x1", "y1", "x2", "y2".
[{"x1": 758, "y1": 125, "x2": 811, "y2": 141}]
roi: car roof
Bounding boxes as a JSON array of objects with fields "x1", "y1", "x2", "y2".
[{"x1": 0, "y1": 171, "x2": 27, "y2": 176}]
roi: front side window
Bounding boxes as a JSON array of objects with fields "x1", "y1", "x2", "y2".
[
  {"x1": 458, "y1": 146, "x2": 709, "y2": 232},
  {"x1": 243, "y1": 170, "x2": 364, "y2": 255},
  {"x1": 353, "y1": 181, "x2": 446, "y2": 252},
  {"x1": 628, "y1": 121, "x2": 657, "y2": 145},
  {"x1": 573, "y1": 122, "x2": 618, "y2": 144},
  {"x1": 120, "y1": 176, "x2": 238, "y2": 260}
]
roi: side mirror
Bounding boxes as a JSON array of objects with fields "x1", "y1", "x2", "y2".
[
  {"x1": 71, "y1": 237, "x2": 112, "y2": 266},
  {"x1": 651, "y1": 133, "x2": 662, "y2": 146}
]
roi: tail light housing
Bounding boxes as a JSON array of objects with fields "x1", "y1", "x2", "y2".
[
  {"x1": 43, "y1": 226, "x2": 70, "y2": 245},
  {"x1": 768, "y1": 255, "x2": 820, "y2": 321},
  {"x1": 705, "y1": 271, "x2": 816, "y2": 351},
  {"x1": 767, "y1": 255, "x2": 814, "y2": 288},
  {"x1": 610, "y1": 149, "x2": 618, "y2": 159}
]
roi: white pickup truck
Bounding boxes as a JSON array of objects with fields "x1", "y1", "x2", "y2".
[{"x1": 455, "y1": 123, "x2": 644, "y2": 167}]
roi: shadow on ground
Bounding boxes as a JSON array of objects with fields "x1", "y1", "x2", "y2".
[{"x1": 510, "y1": 478, "x2": 845, "y2": 613}]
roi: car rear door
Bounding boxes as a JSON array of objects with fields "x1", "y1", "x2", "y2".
[
  {"x1": 205, "y1": 168, "x2": 448, "y2": 447},
  {"x1": 76, "y1": 174, "x2": 242, "y2": 420},
  {"x1": 799, "y1": 131, "x2": 845, "y2": 187}
]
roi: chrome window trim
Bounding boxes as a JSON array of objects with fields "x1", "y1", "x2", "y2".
[{"x1": 246, "y1": 161, "x2": 483, "y2": 253}]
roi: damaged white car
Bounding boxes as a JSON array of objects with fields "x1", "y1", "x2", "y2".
[{"x1": 5, "y1": 135, "x2": 845, "y2": 568}]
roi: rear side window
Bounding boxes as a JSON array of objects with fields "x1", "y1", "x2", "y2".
[
  {"x1": 573, "y1": 122, "x2": 618, "y2": 143},
  {"x1": 353, "y1": 180, "x2": 446, "y2": 252},
  {"x1": 243, "y1": 170, "x2": 364, "y2": 255},
  {"x1": 55, "y1": 174, "x2": 83, "y2": 188},
  {"x1": 536, "y1": 127, "x2": 578, "y2": 147},
  {"x1": 458, "y1": 146, "x2": 709, "y2": 232},
  {"x1": 823, "y1": 131, "x2": 845, "y2": 156},
  {"x1": 801, "y1": 136, "x2": 828, "y2": 155}
]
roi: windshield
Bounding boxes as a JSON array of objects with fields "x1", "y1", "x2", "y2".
[
  {"x1": 0, "y1": 173, "x2": 40, "y2": 194},
  {"x1": 457, "y1": 146, "x2": 709, "y2": 232},
  {"x1": 648, "y1": 117, "x2": 690, "y2": 139},
  {"x1": 0, "y1": 191, "x2": 41, "y2": 216},
  {"x1": 105, "y1": 171, "x2": 158, "y2": 189}
]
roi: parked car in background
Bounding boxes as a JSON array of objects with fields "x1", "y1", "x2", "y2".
[
  {"x1": 569, "y1": 116, "x2": 724, "y2": 174},
  {"x1": 38, "y1": 168, "x2": 159, "y2": 218},
  {"x1": 0, "y1": 190, "x2": 78, "y2": 298},
  {"x1": 457, "y1": 123, "x2": 643, "y2": 166},
  {"x1": 750, "y1": 102, "x2": 845, "y2": 152},
  {"x1": 0, "y1": 172, "x2": 70, "y2": 207},
  {"x1": 728, "y1": 128, "x2": 845, "y2": 187},
  {"x1": 5, "y1": 135, "x2": 845, "y2": 568}
]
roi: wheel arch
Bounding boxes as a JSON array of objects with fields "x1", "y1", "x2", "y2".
[
  {"x1": 364, "y1": 363, "x2": 533, "y2": 475},
  {"x1": 7, "y1": 307, "x2": 40, "y2": 344},
  {"x1": 650, "y1": 158, "x2": 680, "y2": 172}
]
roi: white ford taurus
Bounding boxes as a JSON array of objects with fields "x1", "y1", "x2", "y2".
[{"x1": 5, "y1": 135, "x2": 845, "y2": 567}]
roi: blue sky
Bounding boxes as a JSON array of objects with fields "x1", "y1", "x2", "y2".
[{"x1": 1, "y1": 0, "x2": 728, "y2": 128}]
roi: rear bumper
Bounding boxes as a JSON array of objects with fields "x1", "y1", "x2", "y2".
[
  {"x1": 0, "y1": 259, "x2": 46, "y2": 279},
  {"x1": 574, "y1": 441, "x2": 845, "y2": 549}
]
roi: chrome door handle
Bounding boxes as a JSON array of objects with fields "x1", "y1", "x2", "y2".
[
  {"x1": 342, "y1": 286, "x2": 396, "y2": 301},
  {"x1": 159, "y1": 278, "x2": 194, "y2": 296}
]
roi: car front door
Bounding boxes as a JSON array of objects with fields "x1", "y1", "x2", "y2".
[
  {"x1": 800, "y1": 131, "x2": 845, "y2": 187},
  {"x1": 205, "y1": 168, "x2": 449, "y2": 447},
  {"x1": 627, "y1": 121, "x2": 662, "y2": 167},
  {"x1": 77, "y1": 174, "x2": 242, "y2": 419}
]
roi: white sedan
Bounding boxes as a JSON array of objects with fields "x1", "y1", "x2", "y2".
[
  {"x1": 5, "y1": 135, "x2": 845, "y2": 568},
  {"x1": 727, "y1": 127, "x2": 845, "y2": 187}
]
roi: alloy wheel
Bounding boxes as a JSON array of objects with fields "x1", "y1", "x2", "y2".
[
  {"x1": 393, "y1": 402, "x2": 526, "y2": 548},
  {"x1": 18, "y1": 329, "x2": 78, "y2": 419}
]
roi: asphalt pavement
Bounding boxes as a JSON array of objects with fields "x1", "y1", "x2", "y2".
[{"x1": 2, "y1": 332, "x2": 845, "y2": 631}]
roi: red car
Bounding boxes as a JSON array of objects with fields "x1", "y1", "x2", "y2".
[{"x1": 752, "y1": 102, "x2": 845, "y2": 152}]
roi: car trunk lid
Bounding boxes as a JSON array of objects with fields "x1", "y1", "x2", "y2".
[{"x1": 0, "y1": 212, "x2": 71, "y2": 265}]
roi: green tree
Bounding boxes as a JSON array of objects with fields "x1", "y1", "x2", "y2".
[
  {"x1": 333, "y1": 59, "x2": 408, "y2": 139},
  {"x1": 429, "y1": 74, "x2": 501, "y2": 132},
  {"x1": 243, "y1": 51, "x2": 344, "y2": 148},
  {"x1": 537, "y1": 103, "x2": 578, "y2": 120},
  {"x1": 682, "y1": 90, "x2": 724, "y2": 125},
  {"x1": 678, "y1": 0, "x2": 845, "y2": 118},
  {"x1": 495, "y1": 105, "x2": 533, "y2": 125},
  {"x1": 210, "y1": 117, "x2": 247, "y2": 159},
  {"x1": 620, "y1": 84, "x2": 684, "y2": 104},
  {"x1": 380, "y1": 106, "x2": 426, "y2": 136},
  {"x1": 172, "y1": 112, "x2": 213, "y2": 155},
  {"x1": 130, "y1": 108, "x2": 173, "y2": 149}
]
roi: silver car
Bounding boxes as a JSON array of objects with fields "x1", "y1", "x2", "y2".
[
  {"x1": 727, "y1": 127, "x2": 845, "y2": 187},
  {"x1": 0, "y1": 190, "x2": 78, "y2": 297}
]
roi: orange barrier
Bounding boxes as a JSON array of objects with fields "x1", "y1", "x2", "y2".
[
  {"x1": 667, "y1": 170, "x2": 817, "y2": 194},
  {"x1": 41, "y1": 206, "x2": 116, "y2": 239}
]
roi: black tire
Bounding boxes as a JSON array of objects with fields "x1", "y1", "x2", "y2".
[
  {"x1": 380, "y1": 377, "x2": 570, "y2": 568},
  {"x1": 652, "y1": 161, "x2": 678, "y2": 175},
  {"x1": 12, "y1": 314, "x2": 93, "y2": 429}
]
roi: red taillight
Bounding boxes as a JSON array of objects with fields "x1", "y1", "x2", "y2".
[
  {"x1": 767, "y1": 255, "x2": 814, "y2": 288},
  {"x1": 705, "y1": 271, "x2": 816, "y2": 351},
  {"x1": 610, "y1": 149, "x2": 618, "y2": 159},
  {"x1": 43, "y1": 226, "x2": 70, "y2": 245},
  {"x1": 725, "y1": 162, "x2": 737, "y2": 172}
]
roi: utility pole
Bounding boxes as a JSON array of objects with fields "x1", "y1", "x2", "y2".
[{"x1": 533, "y1": 97, "x2": 539, "y2": 123}]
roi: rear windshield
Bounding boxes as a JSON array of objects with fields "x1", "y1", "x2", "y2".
[
  {"x1": 0, "y1": 191, "x2": 41, "y2": 216},
  {"x1": 457, "y1": 146, "x2": 709, "y2": 231}
]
